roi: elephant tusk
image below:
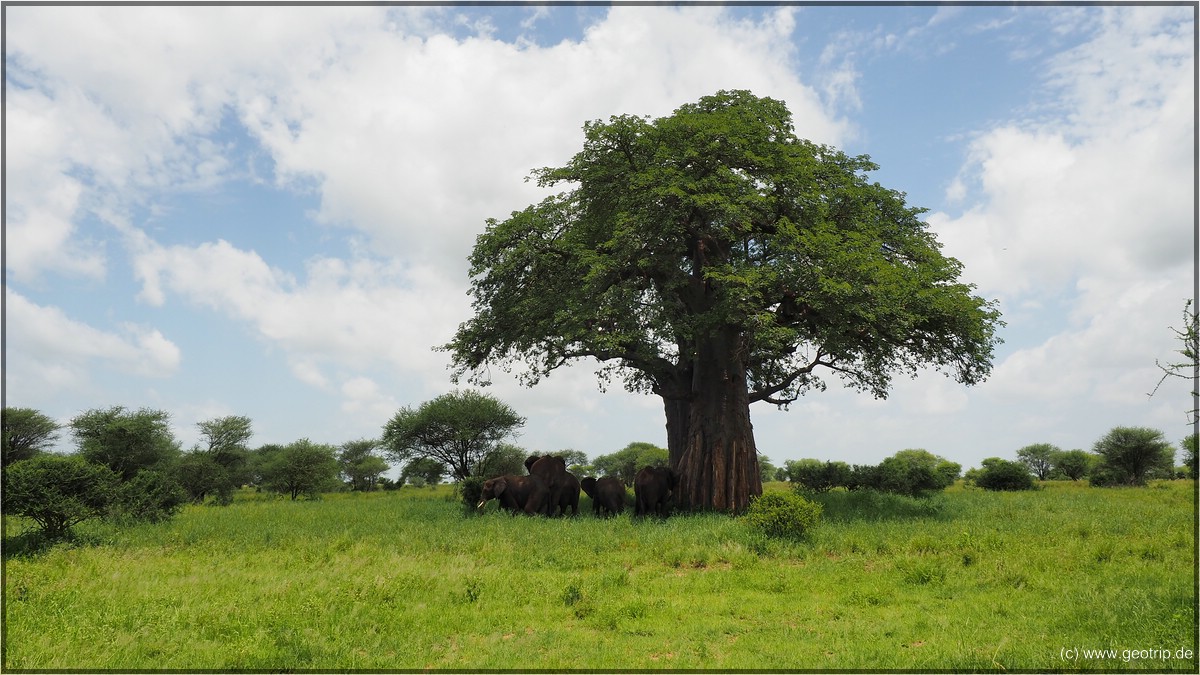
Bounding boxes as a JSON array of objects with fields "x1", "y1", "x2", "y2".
[{"x1": 476, "y1": 500, "x2": 487, "y2": 509}]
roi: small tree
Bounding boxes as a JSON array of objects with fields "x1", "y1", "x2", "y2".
[
  {"x1": 786, "y1": 459, "x2": 852, "y2": 493},
  {"x1": 872, "y1": 449, "x2": 960, "y2": 497},
  {"x1": 1050, "y1": 449, "x2": 1093, "y2": 481},
  {"x1": 1016, "y1": 443, "x2": 1059, "y2": 481},
  {"x1": 593, "y1": 442, "x2": 668, "y2": 486},
  {"x1": 1182, "y1": 433, "x2": 1198, "y2": 478},
  {"x1": 259, "y1": 439, "x2": 340, "y2": 500},
  {"x1": 400, "y1": 457, "x2": 447, "y2": 487},
  {"x1": 339, "y1": 439, "x2": 389, "y2": 491},
  {"x1": 111, "y1": 468, "x2": 187, "y2": 523},
  {"x1": 381, "y1": 391, "x2": 525, "y2": 482},
  {"x1": 70, "y1": 406, "x2": 180, "y2": 481},
  {"x1": 972, "y1": 458, "x2": 1036, "y2": 491},
  {"x1": 1090, "y1": 426, "x2": 1175, "y2": 487},
  {"x1": 4, "y1": 454, "x2": 118, "y2": 539},
  {"x1": 474, "y1": 443, "x2": 527, "y2": 480},
  {"x1": 177, "y1": 451, "x2": 227, "y2": 503},
  {"x1": 2, "y1": 408, "x2": 60, "y2": 466}
]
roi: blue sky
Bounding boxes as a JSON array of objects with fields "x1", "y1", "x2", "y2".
[{"x1": 5, "y1": 4, "x2": 1195, "y2": 473}]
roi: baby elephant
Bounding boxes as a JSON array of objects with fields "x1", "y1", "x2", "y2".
[
  {"x1": 477, "y1": 474, "x2": 549, "y2": 515},
  {"x1": 580, "y1": 476, "x2": 626, "y2": 517}
]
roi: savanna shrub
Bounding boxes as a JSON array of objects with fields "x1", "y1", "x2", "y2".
[
  {"x1": 972, "y1": 458, "x2": 1037, "y2": 491},
  {"x1": 4, "y1": 454, "x2": 118, "y2": 538},
  {"x1": 743, "y1": 491, "x2": 822, "y2": 539},
  {"x1": 787, "y1": 459, "x2": 852, "y2": 493},
  {"x1": 459, "y1": 476, "x2": 484, "y2": 511},
  {"x1": 863, "y1": 449, "x2": 960, "y2": 497}
]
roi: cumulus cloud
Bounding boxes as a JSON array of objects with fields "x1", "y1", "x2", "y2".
[
  {"x1": 5, "y1": 289, "x2": 181, "y2": 396},
  {"x1": 233, "y1": 5, "x2": 840, "y2": 272},
  {"x1": 132, "y1": 238, "x2": 469, "y2": 384},
  {"x1": 928, "y1": 6, "x2": 1193, "y2": 415}
]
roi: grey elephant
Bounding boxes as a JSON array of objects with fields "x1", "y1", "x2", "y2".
[
  {"x1": 477, "y1": 474, "x2": 550, "y2": 515},
  {"x1": 634, "y1": 465, "x2": 678, "y2": 517},
  {"x1": 525, "y1": 455, "x2": 577, "y2": 516},
  {"x1": 581, "y1": 476, "x2": 626, "y2": 517}
]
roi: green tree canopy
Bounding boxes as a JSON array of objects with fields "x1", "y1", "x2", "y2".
[
  {"x1": 593, "y1": 442, "x2": 669, "y2": 485},
  {"x1": 381, "y1": 390, "x2": 525, "y2": 482},
  {"x1": 1016, "y1": 443, "x2": 1060, "y2": 481},
  {"x1": 339, "y1": 439, "x2": 389, "y2": 491},
  {"x1": 1050, "y1": 449, "x2": 1093, "y2": 481},
  {"x1": 1091, "y1": 427, "x2": 1175, "y2": 487},
  {"x1": 258, "y1": 439, "x2": 340, "y2": 500},
  {"x1": 180, "y1": 415, "x2": 254, "y2": 504},
  {"x1": 2, "y1": 407, "x2": 60, "y2": 466},
  {"x1": 4, "y1": 454, "x2": 118, "y2": 539},
  {"x1": 446, "y1": 90, "x2": 1002, "y2": 511},
  {"x1": 69, "y1": 406, "x2": 180, "y2": 481}
]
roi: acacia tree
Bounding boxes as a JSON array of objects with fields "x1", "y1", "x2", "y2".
[
  {"x1": 381, "y1": 390, "x2": 526, "y2": 482},
  {"x1": 2, "y1": 407, "x2": 60, "y2": 466},
  {"x1": 1016, "y1": 443, "x2": 1060, "y2": 481},
  {"x1": 446, "y1": 90, "x2": 1002, "y2": 511}
]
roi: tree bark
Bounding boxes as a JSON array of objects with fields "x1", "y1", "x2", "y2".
[
  {"x1": 663, "y1": 397, "x2": 690, "y2": 469},
  {"x1": 674, "y1": 328, "x2": 762, "y2": 512}
]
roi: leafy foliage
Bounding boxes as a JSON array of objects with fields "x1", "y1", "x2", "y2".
[
  {"x1": 1050, "y1": 449, "x2": 1093, "y2": 481},
  {"x1": 1182, "y1": 433, "x2": 1198, "y2": 478},
  {"x1": 785, "y1": 459, "x2": 852, "y2": 492},
  {"x1": 178, "y1": 415, "x2": 254, "y2": 504},
  {"x1": 861, "y1": 449, "x2": 960, "y2": 497},
  {"x1": 742, "y1": 491, "x2": 822, "y2": 539},
  {"x1": 970, "y1": 458, "x2": 1037, "y2": 491},
  {"x1": 338, "y1": 439, "x2": 389, "y2": 491},
  {"x1": 2, "y1": 408, "x2": 60, "y2": 467},
  {"x1": 70, "y1": 407, "x2": 180, "y2": 481},
  {"x1": 1016, "y1": 443, "x2": 1059, "y2": 481},
  {"x1": 258, "y1": 440, "x2": 340, "y2": 500},
  {"x1": 111, "y1": 469, "x2": 187, "y2": 523},
  {"x1": 381, "y1": 390, "x2": 525, "y2": 482},
  {"x1": 400, "y1": 457, "x2": 448, "y2": 488},
  {"x1": 592, "y1": 442, "x2": 668, "y2": 486},
  {"x1": 446, "y1": 89, "x2": 1003, "y2": 511},
  {"x1": 1090, "y1": 426, "x2": 1175, "y2": 487},
  {"x1": 4, "y1": 454, "x2": 118, "y2": 538}
]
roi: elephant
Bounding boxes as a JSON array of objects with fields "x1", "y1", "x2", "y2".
[
  {"x1": 634, "y1": 465, "x2": 679, "y2": 517},
  {"x1": 555, "y1": 471, "x2": 580, "y2": 517},
  {"x1": 580, "y1": 476, "x2": 626, "y2": 517},
  {"x1": 477, "y1": 474, "x2": 550, "y2": 515},
  {"x1": 526, "y1": 455, "x2": 574, "y2": 517}
]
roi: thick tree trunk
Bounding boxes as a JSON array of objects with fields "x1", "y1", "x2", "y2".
[
  {"x1": 674, "y1": 329, "x2": 762, "y2": 512},
  {"x1": 663, "y1": 397, "x2": 689, "y2": 469}
]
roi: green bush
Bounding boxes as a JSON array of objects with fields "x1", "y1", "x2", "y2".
[
  {"x1": 112, "y1": 469, "x2": 188, "y2": 523},
  {"x1": 743, "y1": 491, "x2": 822, "y2": 539},
  {"x1": 786, "y1": 459, "x2": 852, "y2": 493},
  {"x1": 851, "y1": 450, "x2": 960, "y2": 497},
  {"x1": 972, "y1": 458, "x2": 1036, "y2": 491},
  {"x1": 4, "y1": 454, "x2": 119, "y2": 539}
]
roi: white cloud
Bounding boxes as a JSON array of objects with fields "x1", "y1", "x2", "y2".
[
  {"x1": 930, "y1": 6, "x2": 1192, "y2": 304},
  {"x1": 233, "y1": 5, "x2": 842, "y2": 271},
  {"x1": 132, "y1": 238, "x2": 468, "y2": 384},
  {"x1": 5, "y1": 289, "x2": 181, "y2": 398}
]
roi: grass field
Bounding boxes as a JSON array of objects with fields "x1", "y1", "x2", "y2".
[{"x1": 3, "y1": 481, "x2": 1197, "y2": 671}]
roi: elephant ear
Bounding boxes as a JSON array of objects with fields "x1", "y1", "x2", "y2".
[
  {"x1": 524, "y1": 455, "x2": 540, "y2": 474},
  {"x1": 493, "y1": 478, "x2": 508, "y2": 496},
  {"x1": 581, "y1": 477, "x2": 597, "y2": 497}
]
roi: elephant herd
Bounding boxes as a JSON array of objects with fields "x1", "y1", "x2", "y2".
[{"x1": 477, "y1": 455, "x2": 680, "y2": 518}]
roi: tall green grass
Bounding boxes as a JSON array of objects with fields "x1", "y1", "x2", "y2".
[{"x1": 4, "y1": 481, "x2": 1196, "y2": 671}]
